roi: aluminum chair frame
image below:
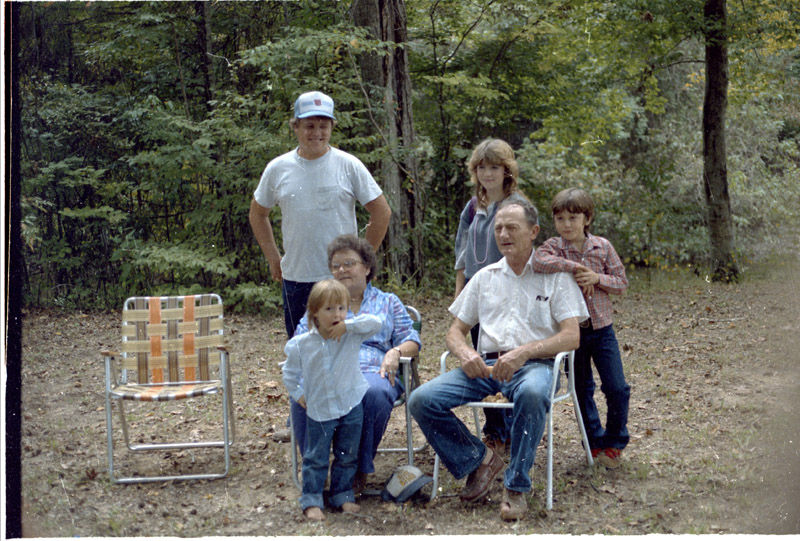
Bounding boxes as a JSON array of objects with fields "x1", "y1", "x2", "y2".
[
  {"x1": 288, "y1": 305, "x2": 425, "y2": 490},
  {"x1": 430, "y1": 350, "x2": 593, "y2": 510},
  {"x1": 103, "y1": 294, "x2": 235, "y2": 483}
]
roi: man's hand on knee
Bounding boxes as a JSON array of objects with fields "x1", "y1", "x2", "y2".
[
  {"x1": 460, "y1": 351, "x2": 491, "y2": 379},
  {"x1": 493, "y1": 349, "x2": 529, "y2": 382}
]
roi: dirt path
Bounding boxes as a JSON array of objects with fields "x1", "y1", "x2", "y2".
[{"x1": 18, "y1": 257, "x2": 800, "y2": 536}]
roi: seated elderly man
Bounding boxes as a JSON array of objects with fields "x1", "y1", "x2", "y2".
[{"x1": 409, "y1": 196, "x2": 589, "y2": 520}]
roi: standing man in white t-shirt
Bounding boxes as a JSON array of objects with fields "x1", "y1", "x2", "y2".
[{"x1": 249, "y1": 90, "x2": 391, "y2": 338}]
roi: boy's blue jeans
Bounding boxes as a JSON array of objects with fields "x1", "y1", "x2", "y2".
[
  {"x1": 409, "y1": 358, "x2": 553, "y2": 493},
  {"x1": 281, "y1": 279, "x2": 315, "y2": 338},
  {"x1": 300, "y1": 403, "x2": 363, "y2": 511},
  {"x1": 576, "y1": 324, "x2": 630, "y2": 450}
]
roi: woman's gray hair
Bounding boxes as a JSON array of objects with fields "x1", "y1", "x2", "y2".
[
  {"x1": 498, "y1": 193, "x2": 539, "y2": 226},
  {"x1": 326, "y1": 235, "x2": 377, "y2": 282}
]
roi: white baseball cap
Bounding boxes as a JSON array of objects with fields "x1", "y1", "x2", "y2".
[
  {"x1": 293, "y1": 91, "x2": 335, "y2": 120},
  {"x1": 381, "y1": 465, "x2": 433, "y2": 503}
]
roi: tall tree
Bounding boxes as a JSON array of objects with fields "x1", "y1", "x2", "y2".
[
  {"x1": 7, "y1": 4, "x2": 24, "y2": 537},
  {"x1": 350, "y1": 0, "x2": 421, "y2": 280},
  {"x1": 702, "y1": 0, "x2": 738, "y2": 281},
  {"x1": 194, "y1": 1, "x2": 213, "y2": 112}
]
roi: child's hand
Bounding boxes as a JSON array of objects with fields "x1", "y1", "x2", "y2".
[
  {"x1": 297, "y1": 396, "x2": 307, "y2": 409},
  {"x1": 574, "y1": 265, "x2": 599, "y2": 295},
  {"x1": 329, "y1": 321, "x2": 347, "y2": 341}
]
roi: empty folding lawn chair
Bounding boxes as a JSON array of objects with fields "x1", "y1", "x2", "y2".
[{"x1": 103, "y1": 294, "x2": 235, "y2": 483}]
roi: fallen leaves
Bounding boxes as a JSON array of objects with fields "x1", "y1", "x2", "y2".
[{"x1": 17, "y1": 264, "x2": 800, "y2": 536}]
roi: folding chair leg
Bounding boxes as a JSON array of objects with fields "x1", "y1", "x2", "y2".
[
  {"x1": 376, "y1": 357, "x2": 428, "y2": 464},
  {"x1": 430, "y1": 453, "x2": 441, "y2": 501},
  {"x1": 565, "y1": 351, "x2": 594, "y2": 469},
  {"x1": 224, "y1": 354, "x2": 236, "y2": 444},
  {"x1": 106, "y1": 391, "x2": 234, "y2": 483},
  {"x1": 472, "y1": 407, "x2": 482, "y2": 436},
  {"x1": 547, "y1": 410, "x2": 554, "y2": 510},
  {"x1": 117, "y1": 399, "x2": 134, "y2": 450},
  {"x1": 571, "y1": 389, "x2": 594, "y2": 467},
  {"x1": 105, "y1": 388, "x2": 117, "y2": 482}
]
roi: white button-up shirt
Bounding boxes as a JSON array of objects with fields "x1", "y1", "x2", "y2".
[
  {"x1": 449, "y1": 252, "x2": 589, "y2": 354},
  {"x1": 282, "y1": 314, "x2": 382, "y2": 422}
]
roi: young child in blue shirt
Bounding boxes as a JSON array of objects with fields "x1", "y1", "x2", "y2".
[{"x1": 282, "y1": 279, "x2": 382, "y2": 521}]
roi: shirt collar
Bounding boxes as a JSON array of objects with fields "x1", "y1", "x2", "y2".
[
  {"x1": 560, "y1": 232, "x2": 599, "y2": 252},
  {"x1": 499, "y1": 250, "x2": 535, "y2": 276},
  {"x1": 347, "y1": 282, "x2": 376, "y2": 317}
]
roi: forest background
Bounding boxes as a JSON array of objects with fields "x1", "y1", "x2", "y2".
[
  {"x1": 8, "y1": 2, "x2": 800, "y2": 536},
  {"x1": 14, "y1": 0, "x2": 800, "y2": 313}
]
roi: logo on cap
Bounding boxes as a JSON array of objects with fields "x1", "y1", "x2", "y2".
[{"x1": 294, "y1": 91, "x2": 335, "y2": 120}]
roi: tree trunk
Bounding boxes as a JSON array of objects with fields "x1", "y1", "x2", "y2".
[
  {"x1": 350, "y1": 0, "x2": 422, "y2": 282},
  {"x1": 7, "y1": 2, "x2": 24, "y2": 536},
  {"x1": 702, "y1": 0, "x2": 738, "y2": 282},
  {"x1": 194, "y1": 1, "x2": 213, "y2": 111}
]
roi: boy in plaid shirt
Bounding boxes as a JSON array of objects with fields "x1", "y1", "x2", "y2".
[{"x1": 532, "y1": 188, "x2": 630, "y2": 468}]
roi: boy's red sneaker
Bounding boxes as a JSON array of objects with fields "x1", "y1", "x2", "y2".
[{"x1": 594, "y1": 448, "x2": 622, "y2": 469}]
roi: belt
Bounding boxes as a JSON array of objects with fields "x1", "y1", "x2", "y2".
[
  {"x1": 484, "y1": 351, "x2": 554, "y2": 364},
  {"x1": 579, "y1": 319, "x2": 592, "y2": 329}
]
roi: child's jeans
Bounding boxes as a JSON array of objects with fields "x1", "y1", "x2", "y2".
[
  {"x1": 575, "y1": 324, "x2": 630, "y2": 450},
  {"x1": 290, "y1": 372, "x2": 401, "y2": 475},
  {"x1": 299, "y1": 404, "x2": 363, "y2": 511}
]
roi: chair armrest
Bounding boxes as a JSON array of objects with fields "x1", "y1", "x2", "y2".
[
  {"x1": 103, "y1": 352, "x2": 122, "y2": 388},
  {"x1": 549, "y1": 350, "x2": 573, "y2": 400},
  {"x1": 439, "y1": 351, "x2": 450, "y2": 374},
  {"x1": 553, "y1": 351, "x2": 566, "y2": 374}
]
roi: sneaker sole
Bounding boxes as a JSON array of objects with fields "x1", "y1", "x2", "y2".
[{"x1": 597, "y1": 455, "x2": 621, "y2": 469}]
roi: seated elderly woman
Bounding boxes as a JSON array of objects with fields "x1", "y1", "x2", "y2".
[{"x1": 290, "y1": 234, "x2": 422, "y2": 493}]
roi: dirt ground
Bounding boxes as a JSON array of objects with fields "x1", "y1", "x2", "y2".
[{"x1": 18, "y1": 255, "x2": 800, "y2": 536}]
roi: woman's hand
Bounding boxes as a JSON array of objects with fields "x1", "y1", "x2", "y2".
[
  {"x1": 297, "y1": 396, "x2": 307, "y2": 409},
  {"x1": 380, "y1": 348, "x2": 401, "y2": 386}
]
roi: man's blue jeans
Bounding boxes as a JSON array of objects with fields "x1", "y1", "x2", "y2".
[
  {"x1": 299, "y1": 404, "x2": 363, "y2": 510},
  {"x1": 409, "y1": 358, "x2": 554, "y2": 493},
  {"x1": 469, "y1": 323, "x2": 513, "y2": 443},
  {"x1": 575, "y1": 324, "x2": 630, "y2": 450},
  {"x1": 282, "y1": 279, "x2": 316, "y2": 338}
]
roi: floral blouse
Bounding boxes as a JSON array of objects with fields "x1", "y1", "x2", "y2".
[{"x1": 295, "y1": 283, "x2": 422, "y2": 374}]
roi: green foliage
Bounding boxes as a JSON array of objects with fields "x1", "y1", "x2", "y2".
[{"x1": 17, "y1": 0, "x2": 800, "y2": 311}]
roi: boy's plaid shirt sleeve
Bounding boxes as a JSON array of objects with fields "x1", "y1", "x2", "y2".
[
  {"x1": 595, "y1": 238, "x2": 628, "y2": 295},
  {"x1": 534, "y1": 235, "x2": 627, "y2": 329},
  {"x1": 532, "y1": 237, "x2": 579, "y2": 273},
  {"x1": 583, "y1": 235, "x2": 628, "y2": 328}
]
